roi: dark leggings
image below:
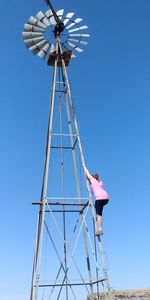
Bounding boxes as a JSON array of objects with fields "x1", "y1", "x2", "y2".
[{"x1": 95, "y1": 199, "x2": 109, "y2": 216}]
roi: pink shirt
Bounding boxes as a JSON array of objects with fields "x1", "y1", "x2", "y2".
[{"x1": 91, "y1": 178, "x2": 109, "y2": 200}]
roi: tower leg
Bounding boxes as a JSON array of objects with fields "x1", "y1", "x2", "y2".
[
  {"x1": 30, "y1": 43, "x2": 59, "y2": 300},
  {"x1": 60, "y1": 60, "x2": 94, "y2": 296}
]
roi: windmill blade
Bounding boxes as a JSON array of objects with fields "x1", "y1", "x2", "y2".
[
  {"x1": 28, "y1": 16, "x2": 37, "y2": 26},
  {"x1": 24, "y1": 39, "x2": 34, "y2": 48},
  {"x1": 66, "y1": 18, "x2": 83, "y2": 30},
  {"x1": 28, "y1": 36, "x2": 45, "y2": 44},
  {"x1": 63, "y1": 12, "x2": 75, "y2": 26},
  {"x1": 37, "y1": 43, "x2": 50, "y2": 59},
  {"x1": 56, "y1": 9, "x2": 64, "y2": 20},
  {"x1": 67, "y1": 41, "x2": 83, "y2": 53},
  {"x1": 50, "y1": 44, "x2": 55, "y2": 53},
  {"x1": 69, "y1": 33, "x2": 90, "y2": 37},
  {"x1": 49, "y1": 15, "x2": 56, "y2": 26},
  {"x1": 22, "y1": 31, "x2": 43, "y2": 39},
  {"x1": 71, "y1": 53, "x2": 76, "y2": 58},
  {"x1": 24, "y1": 36, "x2": 45, "y2": 48},
  {"x1": 45, "y1": 9, "x2": 53, "y2": 18},
  {"x1": 24, "y1": 23, "x2": 44, "y2": 33},
  {"x1": 68, "y1": 25, "x2": 88, "y2": 33},
  {"x1": 73, "y1": 46, "x2": 84, "y2": 53},
  {"x1": 48, "y1": 9, "x2": 64, "y2": 26},
  {"x1": 29, "y1": 45, "x2": 41, "y2": 55},
  {"x1": 36, "y1": 11, "x2": 50, "y2": 26},
  {"x1": 29, "y1": 40, "x2": 47, "y2": 55},
  {"x1": 46, "y1": 10, "x2": 56, "y2": 25},
  {"x1": 28, "y1": 16, "x2": 46, "y2": 29},
  {"x1": 36, "y1": 40, "x2": 48, "y2": 48},
  {"x1": 68, "y1": 38, "x2": 88, "y2": 45}
]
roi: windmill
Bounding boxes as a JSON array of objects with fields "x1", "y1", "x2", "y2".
[{"x1": 22, "y1": 1, "x2": 113, "y2": 299}]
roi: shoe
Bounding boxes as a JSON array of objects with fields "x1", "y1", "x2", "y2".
[{"x1": 95, "y1": 229, "x2": 103, "y2": 236}]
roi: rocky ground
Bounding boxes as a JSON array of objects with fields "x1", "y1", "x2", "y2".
[{"x1": 87, "y1": 288, "x2": 150, "y2": 299}]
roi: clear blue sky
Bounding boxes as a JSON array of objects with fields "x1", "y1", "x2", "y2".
[{"x1": 0, "y1": 0, "x2": 150, "y2": 299}]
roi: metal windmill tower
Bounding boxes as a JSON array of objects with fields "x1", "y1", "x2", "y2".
[{"x1": 22, "y1": 1, "x2": 113, "y2": 300}]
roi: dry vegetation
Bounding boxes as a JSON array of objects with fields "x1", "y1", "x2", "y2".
[{"x1": 87, "y1": 288, "x2": 150, "y2": 300}]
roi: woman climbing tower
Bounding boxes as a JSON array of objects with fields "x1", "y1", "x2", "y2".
[{"x1": 83, "y1": 164, "x2": 109, "y2": 236}]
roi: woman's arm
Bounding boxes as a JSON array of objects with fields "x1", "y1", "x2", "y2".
[{"x1": 83, "y1": 164, "x2": 93, "y2": 182}]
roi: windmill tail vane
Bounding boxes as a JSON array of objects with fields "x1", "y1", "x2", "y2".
[{"x1": 44, "y1": 0, "x2": 50, "y2": 5}]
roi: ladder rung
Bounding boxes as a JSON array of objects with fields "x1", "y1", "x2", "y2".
[
  {"x1": 55, "y1": 90, "x2": 65, "y2": 93},
  {"x1": 46, "y1": 197, "x2": 89, "y2": 200},
  {"x1": 50, "y1": 138, "x2": 78, "y2": 150},
  {"x1": 32, "y1": 202, "x2": 89, "y2": 206},
  {"x1": 50, "y1": 146, "x2": 72, "y2": 149},
  {"x1": 45, "y1": 209, "x2": 81, "y2": 213},
  {"x1": 52, "y1": 133, "x2": 78, "y2": 137},
  {"x1": 56, "y1": 81, "x2": 66, "y2": 84},
  {"x1": 38, "y1": 278, "x2": 106, "y2": 287}
]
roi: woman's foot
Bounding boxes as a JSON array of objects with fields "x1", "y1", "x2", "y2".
[{"x1": 95, "y1": 229, "x2": 103, "y2": 236}]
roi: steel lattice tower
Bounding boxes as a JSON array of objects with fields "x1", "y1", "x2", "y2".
[{"x1": 22, "y1": 2, "x2": 113, "y2": 300}]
